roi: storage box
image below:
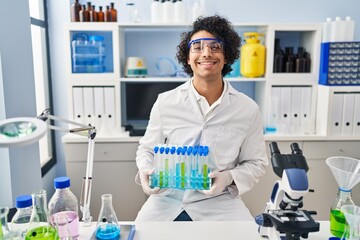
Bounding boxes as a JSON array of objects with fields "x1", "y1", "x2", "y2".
[{"x1": 319, "y1": 42, "x2": 360, "y2": 86}]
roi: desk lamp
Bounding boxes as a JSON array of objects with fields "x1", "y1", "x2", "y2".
[{"x1": 0, "y1": 108, "x2": 96, "y2": 226}]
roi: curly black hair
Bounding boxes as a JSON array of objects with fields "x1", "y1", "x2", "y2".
[{"x1": 176, "y1": 15, "x2": 241, "y2": 77}]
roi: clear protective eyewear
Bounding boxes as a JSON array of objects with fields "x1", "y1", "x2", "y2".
[{"x1": 188, "y1": 38, "x2": 224, "y2": 53}]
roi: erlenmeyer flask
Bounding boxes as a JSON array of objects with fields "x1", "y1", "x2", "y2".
[
  {"x1": 330, "y1": 188, "x2": 355, "y2": 238},
  {"x1": 26, "y1": 189, "x2": 59, "y2": 240},
  {"x1": 341, "y1": 205, "x2": 360, "y2": 240},
  {"x1": 95, "y1": 194, "x2": 120, "y2": 240}
]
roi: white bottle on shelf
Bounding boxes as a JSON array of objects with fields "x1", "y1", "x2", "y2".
[
  {"x1": 330, "y1": 16, "x2": 346, "y2": 42},
  {"x1": 174, "y1": 0, "x2": 186, "y2": 23},
  {"x1": 344, "y1": 16, "x2": 355, "y2": 41},
  {"x1": 322, "y1": 17, "x2": 332, "y2": 43},
  {"x1": 151, "y1": 0, "x2": 162, "y2": 23},
  {"x1": 162, "y1": 0, "x2": 174, "y2": 23}
]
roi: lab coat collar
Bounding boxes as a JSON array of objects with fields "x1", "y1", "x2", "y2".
[{"x1": 179, "y1": 79, "x2": 239, "y2": 123}]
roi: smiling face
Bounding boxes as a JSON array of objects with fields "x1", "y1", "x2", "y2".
[{"x1": 187, "y1": 30, "x2": 226, "y2": 82}]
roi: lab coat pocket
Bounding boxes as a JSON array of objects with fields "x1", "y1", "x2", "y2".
[{"x1": 213, "y1": 126, "x2": 244, "y2": 162}]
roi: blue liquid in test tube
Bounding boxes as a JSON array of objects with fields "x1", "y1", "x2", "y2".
[
  {"x1": 151, "y1": 146, "x2": 159, "y2": 188},
  {"x1": 159, "y1": 147, "x2": 165, "y2": 188}
]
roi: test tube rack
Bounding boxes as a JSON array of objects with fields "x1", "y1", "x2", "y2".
[{"x1": 149, "y1": 145, "x2": 212, "y2": 190}]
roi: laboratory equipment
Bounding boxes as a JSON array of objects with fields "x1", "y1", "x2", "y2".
[
  {"x1": 0, "y1": 108, "x2": 97, "y2": 227},
  {"x1": 0, "y1": 207, "x2": 11, "y2": 238},
  {"x1": 150, "y1": 145, "x2": 211, "y2": 190},
  {"x1": 11, "y1": 195, "x2": 33, "y2": 237},
  {"x1": 341, "y1": 205, "x2": 360, "y2": 240},
  {"x1": 95, "y1": 194, "x2": 120, "y2": 240},
  {"x1": 48, "y1": 177, "x2": 79, "y2": 239},
  {"x1": 26, "y1": 189, "x2": 59, "y2": 240},
  {"x1": 255, "y1": 142, "x2": 319, "y2": 240},
  {"x1": 240, "y1": 32, "x2": 266, "y2": 78},
  {"x1": 326, "y1": 156, "x2": 360, "y2": 238},
  {"x1": 124, "y1": 57, "x2": 148, "y2": 77}
]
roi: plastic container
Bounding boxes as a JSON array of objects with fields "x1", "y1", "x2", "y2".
[
  {"x1": 72, "y1": 34, "x2": 105, "y2": 73},
  {"x1": 151, "y1": 0, "x2": 162, "y2": 23},
  {"x1": 322, "y1": 17, "x2": 332, "y2": 43},
  {"x1": 162, "y1": 0, "x2": 174, "y2": 23},
  {"x1": 11, "y1": 195, "x2": 33, "y2": 237},
  {"x1": 330, "y1": 17, "x2": 346, "y2": 42},
  {"x1": 240, "y1": 32, "x2": 266, "y2": 78},
  {"x1": 48, "y1": 177, "x2": 79, "y2": 239},
  {"x1": 344, "y1": 16, "x2": 355, "y2": 42},
  {"x1": 174, "y1": 0, "x2": 186, "y2": 23}
]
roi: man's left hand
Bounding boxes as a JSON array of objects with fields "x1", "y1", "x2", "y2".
[{"x1": 199, "y1": 170, "x2": 233, "y2": 196}]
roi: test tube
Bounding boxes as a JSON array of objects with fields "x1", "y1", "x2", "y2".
[
  {"x1": 180, "y1": 146, "x2": 187, "y2": 189},
  {"x1": 164, "y1": 146, "x2": 170, "y2": 188},
  {"x1": 175, "y1": 147, "x2": 182, "y2": 188},
  {"x1": 150, "y1": 146, "x2": 159, "y2": 188},
  {"x1": 159, "y1": 146, "x2": 165, "y2": 188},
  {"x1": 191, "y1": 146, "x2": 198, "y2": 189},
  {"x1": 169, "y1": 146, "x2": 176, "y2": 188},
  {"x1": 203, "y1": 146, "x2": 210, "y2": 189},
  {"x1": 186, "y1": 146, "x2": 193, "y2": 189},
  {"x1": 198, "y1": 146, "x2": 204, "y2": 189}
]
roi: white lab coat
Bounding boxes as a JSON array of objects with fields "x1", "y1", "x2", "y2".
[{"x1": 135, "y1": 80, "x2": 268, "y2": 221}]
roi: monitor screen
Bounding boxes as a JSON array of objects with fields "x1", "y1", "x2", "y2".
[{"x1": 121, "y1": 82, "x2": 183, "y2": 136}]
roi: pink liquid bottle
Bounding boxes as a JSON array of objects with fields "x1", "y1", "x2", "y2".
[{"x1": 48, "y1": 177, "x2": 79, "y2": 239}]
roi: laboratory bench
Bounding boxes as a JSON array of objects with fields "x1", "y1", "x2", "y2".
[
  {"x1": 62, "y1": 134, "x2": 360, "y2": 221},
  {"x1": 79, "y1": 221, "x2": 332, "y2": 240}
]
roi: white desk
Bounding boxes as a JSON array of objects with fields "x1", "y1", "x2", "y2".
[{"x1": 79, "y1": 221, "x2": 332, "y2": 240}]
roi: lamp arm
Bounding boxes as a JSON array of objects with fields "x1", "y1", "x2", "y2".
[{"x1": 38, "y1": 109, "x2": 96, "y2": 226}]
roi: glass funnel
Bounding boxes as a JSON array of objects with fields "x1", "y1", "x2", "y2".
[
  {"x1": 326, "y1": 156, "x2": 360, "y2": 191},
  {"x1": 341, "y1": 205, "x2": 360, "y2": 240},
  {"x1": 95, "y1": 194, "x2": 120, "y2": 240}
]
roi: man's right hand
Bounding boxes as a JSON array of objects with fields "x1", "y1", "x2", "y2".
[{"x1": 139, "y1": 168, "x2": 162, "y2": 195}]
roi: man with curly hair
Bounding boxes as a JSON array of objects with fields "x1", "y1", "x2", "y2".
[{"x1": 135, "y1": 15, "x2": 268, "y2": 221}]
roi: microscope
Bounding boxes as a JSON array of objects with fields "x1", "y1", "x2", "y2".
[{"x1": 255, "y1": 142, "x2": 320, "y2": 240}]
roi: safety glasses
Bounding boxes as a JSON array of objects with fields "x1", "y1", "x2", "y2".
[{"x1": 188, "y1": 38, "x2": 223, "y2": 53}]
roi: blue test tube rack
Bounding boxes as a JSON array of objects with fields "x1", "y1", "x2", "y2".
[{"x1": 150, "y1": 145, "x2": 212, "y2": 190}]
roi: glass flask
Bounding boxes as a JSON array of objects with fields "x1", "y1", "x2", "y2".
[
  {"x1": 95, "y1": 194, "x2": 120, "y2": 240},
  {"x1": 0, "y1": 207, "x2": 21, "y2": 239},
  {"x1": 341, "y1": 205, "x2": 360, "y2": 240},
  {"x1": 330, "y1": 188, "x2": 355, "y2": 238},
  {"x1": 26, "y1": 189, "x2": 59, "y2": 240}
]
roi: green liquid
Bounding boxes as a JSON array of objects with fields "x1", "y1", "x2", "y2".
[
  {"x1": 0, "y1": 222, "x2": 3, "y2": 237},
  {"x1": 25, "y1": 226, "x2": 59, "y2": 240},
  {"x1": 181, "y1": 162, "x2": 186, "y2": 189},
  {"x1": 330, "y1": 209, "x2": 349, "y2": 238},
  {"x1": 159, "y1": 171, "x2": 163, "y2": 187}
]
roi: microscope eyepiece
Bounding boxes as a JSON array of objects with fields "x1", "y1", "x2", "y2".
[
  {"x1": 291, "y1": 143, "x2": 303, "y2": 155},
  {"x1": 269, "y1": 142, "x2": 281, "y2": 155}
]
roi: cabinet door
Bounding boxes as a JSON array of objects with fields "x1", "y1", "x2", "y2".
[{"x1": 67, "y1": 161, "x2": 146, "y2": 221}]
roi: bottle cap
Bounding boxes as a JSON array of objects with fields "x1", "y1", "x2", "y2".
[
  {"x1": 16, "y1": 195, "x2": 32, "y2": 208},
  {"x1": 54, "y1": 176, "x2": 71, "y2": 189},
  {"x1": 89, "y1": 35, "x2": 104, "y2": 42}
]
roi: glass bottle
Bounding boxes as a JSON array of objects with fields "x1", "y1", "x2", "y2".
[
  {"x1": 95, "y1": 194, "x2": 120, "y2": 240},
  {"x1": 70, "y1": 0, "x2": 81, "y2": 22},
  {"x1": 105, "y1": 6, "x2": 111, "y2": 22},
  {"x1": 48, "y1": 177, "x2": 79, "y2": 239},
  {"x1": 97, "y1": 6, "x2": 104, "y2": 22},
  {"x1": 330, "y1": 188, "x2": 355, "y2": 238},
  {"x1": 90, "y1": 5, "x2": 97, "y2": 22},
  {"x1": 11, "y1": 195, "x2": 33, "y2": 237},
  {"x1": 79, "y1": 5, "x2": 86, "y2": 22},
  {"x1": 110, "y1": 2, "x2": 117, "y2": 22}
]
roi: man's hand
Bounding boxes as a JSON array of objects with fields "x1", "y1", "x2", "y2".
[
  {"x1": 200, "y1": 170, "x2": 233, "y2": 196},
  {"x1": 139, "y1": 168, "x2": 163, "y2": 195}
]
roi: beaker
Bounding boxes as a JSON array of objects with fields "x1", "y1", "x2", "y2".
[
  {"x1": 95, "y1": 194, "x2": 120, "y2": 240},
  {"x1": 341, "y1": 205, "x2": 360, "y2": 240}
]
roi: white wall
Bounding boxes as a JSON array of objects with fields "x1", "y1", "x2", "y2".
[
  {"x1": 48, "y1": 0, "x2": 360, "y2": 178},
  {"x1": 0, "y1": 0, "x2": 43, "y2": 207}
]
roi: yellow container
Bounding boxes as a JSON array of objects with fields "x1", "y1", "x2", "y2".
[{"x1": 240, "y1": 32, "x2": 266, "y2": 78}]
